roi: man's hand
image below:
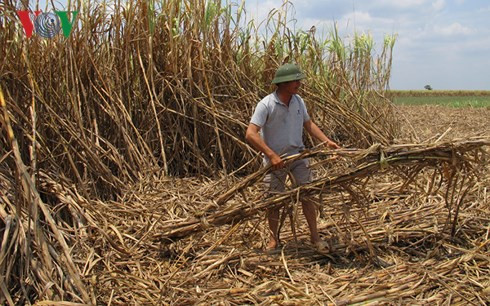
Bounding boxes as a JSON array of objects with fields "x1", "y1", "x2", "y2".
[
  {"x1": 304, "y1": 120, "x2": 341, "y2": 150},
  {"x1": 246, "y1": 123, "x2": 284, "y2": 170},
  {"x1": 326, "y1": 140, "x2": 340, "y2": 150},
  {"x1": 269, "y1": 153, "x2": 284, "y2": 170}
]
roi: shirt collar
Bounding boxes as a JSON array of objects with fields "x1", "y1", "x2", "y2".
[{"x1": 273, "y1": 91, "x2": 295, "y2": 107}]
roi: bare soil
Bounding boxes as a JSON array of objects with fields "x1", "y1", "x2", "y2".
[{"x1": 397, "y1": 105, "x2": 490, "y2": 141}]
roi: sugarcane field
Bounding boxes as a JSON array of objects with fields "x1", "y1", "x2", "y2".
[{"x1": 0, "y1": 1, "x2": 489, "y2": 305}]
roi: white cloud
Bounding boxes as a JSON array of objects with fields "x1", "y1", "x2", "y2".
[
  {"x1": 432, "y1": 0, "x2": 445, "y2": 11},
  {"x1": 477, "y1": 6, "x2": 490, "y2": 13},
  {"x1": 245, "y1": 0, "x2": 282, "y2": 26},
  {"x1": 342, "y1": 11, "x2": 372, "y2": 24},
  {"x1": 336, "y1": 11, "x2": 395, "y2": 32},
  {"x1": 433, "y1": 22, "x2": 473, "y2": 36},
  {"x1": 373, "y1": 0, "x2": 430, "y2": 9},
  {"x1": 370, "y1": 0, "x2": 447, "y2": 12}
]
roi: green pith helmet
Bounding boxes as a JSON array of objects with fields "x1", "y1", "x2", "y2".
[{"x1": 271, "y1": 63, "x2": 305, "y2": 84}]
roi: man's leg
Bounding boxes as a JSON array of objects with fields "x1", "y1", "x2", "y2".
[
  {"x1": 263, "y1": 169, "x2": 286, "y2": 249},
  {"x1": 301, "y1": 197, "x2": 320, "y2": 244},
  {"x1": 266, "y1": 207, "x2": 280, "y2": 249},
  {"x1": 291, "y1": 159, "x2": 320, "y2": 244}
]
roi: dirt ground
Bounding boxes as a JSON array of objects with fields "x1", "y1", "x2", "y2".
[{"x1": 396, "y1": 105, "x2": 490, "y2": 141}]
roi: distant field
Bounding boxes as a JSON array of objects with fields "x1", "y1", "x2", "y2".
[
  {"x1": 389, "y1": 90, "x2": 490, "y2": 97},
  {"x1": 389, "y1": 90, "x2": 490, "y2": 107}
]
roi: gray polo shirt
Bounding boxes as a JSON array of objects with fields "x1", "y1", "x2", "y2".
[{"x1": 250, "y1": 92, "x2": 311, "y2": 160}]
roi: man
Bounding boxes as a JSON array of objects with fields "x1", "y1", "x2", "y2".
[{"x1": 245, "y1": 63, "x2": 340, "y2": 250}]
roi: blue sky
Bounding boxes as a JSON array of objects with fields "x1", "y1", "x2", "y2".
[{"x1": 246, "y1": 0, "x2": 490, "y2": 90}]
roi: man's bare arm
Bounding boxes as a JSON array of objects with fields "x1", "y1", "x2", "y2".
[
  {"x1": 303, "y1": 120, "x2": 340, "y2": 149},
  {"x1": 245, "y1": 123, "x2": 284, "y2": 169}
]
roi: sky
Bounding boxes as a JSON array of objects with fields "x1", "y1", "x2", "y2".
[{"x1": 246, "y1": 0, "x2": 490, "y2": 90}]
